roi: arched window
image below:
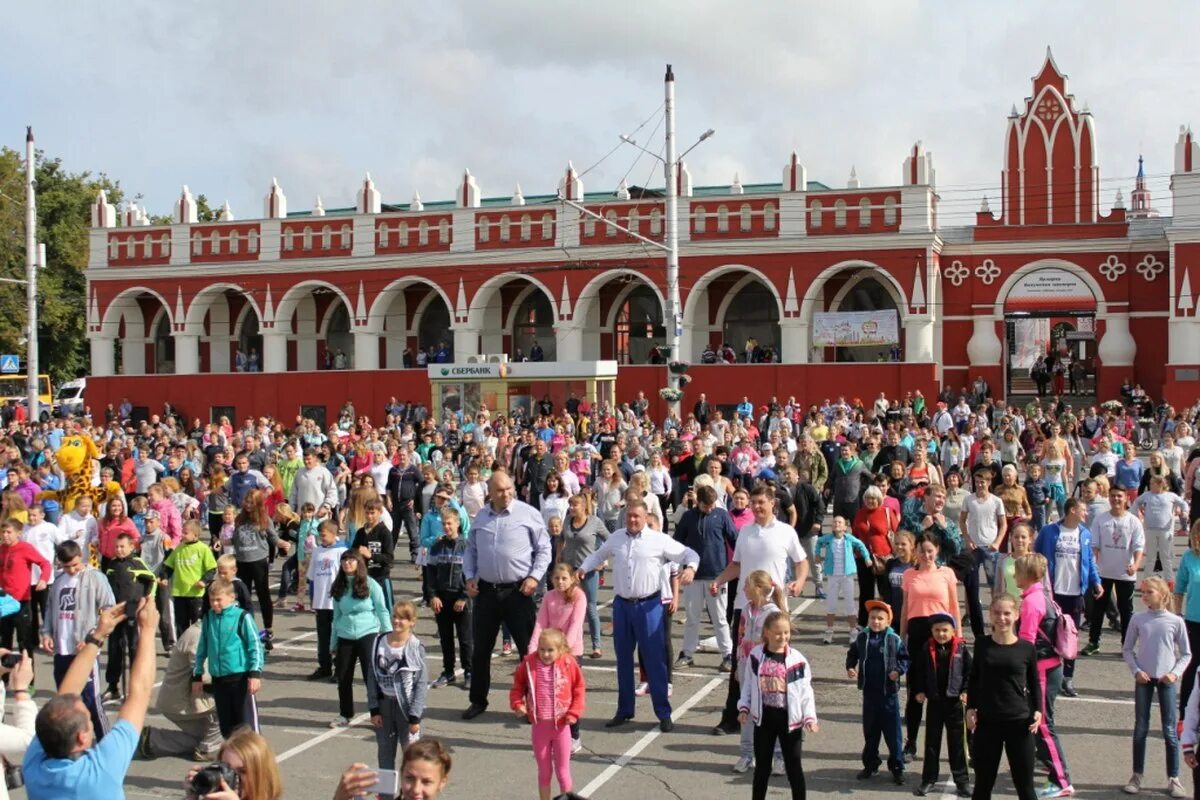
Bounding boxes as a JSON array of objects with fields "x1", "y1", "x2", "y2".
[
  {"x1": 499, "y1": 215, "x2": 511, "y2": 242},
  {"x1": 378, "y1": 222, "x2": 391, "y2": 248},
  {"x1": 478, "y1": 216, "x2": 490, "y2": 242},
  {"x1": 340, "y1": 225, "x2": 352, "y2": 248},
  {"x1": 628, "y1": 209, "x2": 640, "y2": 235},
  {"x1": 584, "y1": 216, "x2": 596, "y2": 238},
  {"x1": 160, "y1": 233, "x2": 171, "y2": 256},
  {"x1": 810, "y1": 200, "x2": 823, "y2": 229},
  {"x1": 693, "y1": 205, "x2": 707, "y2": 234},
  {"x1": 192, "y1": 232, "x2": 203, "y2": 256},
  {"x1": 834, "y1": 200, "x2": 847, "y2": 228},
  {"x1": 763, "y1": 203, "x2": 777, "y2": 231},
  {"x1": 283, "y1": 229, "x2": 294, "y2": 252},
  {"x1": 108, "y1": 239, "x2": 119, "y2": 260},
  {"x1": 246, "y1": 230, "x2": 258, "y2": 254},
  {"x1": 210, "y1": 231, "x2": 220, "y2": 254},
  {"x1": 717, "y1": 205, "x2": 729, "y2": 232},
  {"x1": 605, "y1": 210, "x2": 618, "y2": 237},
  {"x1": 230, "y1": 231, "x2": 240, "y2": 254},
  {"x1": 883, "y1": 197, "x2": 898, "y2": 226},
  {"x1": 740, "y1": 204, "x2": 753, "y2": 232},
  {"x1": 858, "y1": 198, "x2": 872, "y2": 227},
  {"x1": 541, "y1": 213, "x2": 553, "y2": 240},
  {"x1": 520, "y1": 214, "x2": 532, "y2": 241},
  {"x1": 418, "y1": 221, "x2": 429, "y2": 246},
  {"x1": 321, "y1": 225, "x2": 332, "y2": 250},
  {"x1": 398, "y1": 222, "x2": 409, "y2": 247},
  {"x1": 302, "y1": 226, "x2": 313, "y2": 251},
  {"x1": 649, "y1": 208, "x2": 662, "y2": 235}
]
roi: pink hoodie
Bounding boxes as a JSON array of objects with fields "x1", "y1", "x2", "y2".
[{"x1": 530, "y1": 587, "x2": 587, "y2": 656}]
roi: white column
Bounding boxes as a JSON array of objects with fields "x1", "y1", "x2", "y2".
[
  {"x1": 208, "y1": 337, "x2": 232, "y2": 373},
  {"x1": 452, "y1": 324, "x2": 480, "y2": 359},
  {"x1": 353, "y1": 328, "x2": 379, "y2": 371},
  {"x1": 555, "y1": 322, "x2": 584, "y2": 362},
  {"x1": 778, "y1": 319, "x2": 809, "y2": 364},
  {"x1": 1169, "y1": 318, "x2": 1200, "y2": 364},
  {"x1": 1098, "y1": 312, "x2": 1137, "y2": 366},
  {"x1": 173, "y1": 333, "x2": 200, "y2": 375},
  {"x1": 904, "y1": 315, "x2": 934, "y2": 362},
  {"x1": 89, "y1": 335, "x2": 115, "y2": 377},
  {"x1": 296, "y1": 336, "x2": 317, "y2": 371},
  {"x1": 966, "y1": 316, "x2": 1003, "y2": 366},
  {"x1": 262, "y1": 331, "x2": 287, "y2": 374},
  {"x1": 122, "y1": 338, "x2": 146, "y2": 375}
]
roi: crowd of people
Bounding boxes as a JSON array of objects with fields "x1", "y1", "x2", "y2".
[{"x1": 0, "y1": 383, "x2": 1199, "y2": 799}]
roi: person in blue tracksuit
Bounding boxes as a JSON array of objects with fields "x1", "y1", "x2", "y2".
[
  {"x1": 192, "y1": 578, "x2": 263, "y2": 736},
  {"x1": 847, "y1": 599, "x2": 910, "y2": 785}
]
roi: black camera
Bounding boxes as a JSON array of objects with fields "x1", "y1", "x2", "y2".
[
  {"x1": 0, "y1": 653, "x2": 20, "y2": 669},
  {"x1": 191, "y1": 762, "x2": 240, "y2": 795}
]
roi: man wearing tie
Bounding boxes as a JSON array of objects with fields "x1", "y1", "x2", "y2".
[
  {"x1": 462, "y1": 469, "x2": 552, "y2": 720},
  {"x1": 579, "y1": 499, "x2": 700, "y2": 732}
]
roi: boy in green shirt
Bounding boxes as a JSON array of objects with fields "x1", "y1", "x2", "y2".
[{"x1": 162, "y1": 520, "x2": 217, "y2": 640}]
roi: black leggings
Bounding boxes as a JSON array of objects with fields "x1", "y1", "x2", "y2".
[
  {"x1": 752, "y1": 707, "x2": 806, "y2": 800},
  {"x1": 1182, "y1": 620, "x2": 1200, "y2": 716},
  {"x1": 905, "y1": 617, "x2": 933, "y2": 748},
  {"x1": 971, "y1": 718, "x2": 1037, "y2": 800},
  {"x1": 856, "y1": 560, "x2": 891, "y2": 627},
  {"x1": 335, "y1": 634, "x2": 375, "y2": 719},
  {"x1": 237, "y1": 559, "x2": 273, "y2": 630}
]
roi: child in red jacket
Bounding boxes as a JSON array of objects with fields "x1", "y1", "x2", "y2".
[{"x1": 511, "y1": 629, "x2": 586, "y2": 800}]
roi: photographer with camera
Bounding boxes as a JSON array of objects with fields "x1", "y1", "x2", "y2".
[
  {"x1": 0, "y1": 650, "x2": 35, "y2": 800},
  {"x1": 22, "y1": 596, "x2": 158, "y2": 798},
  {"x1": 183, "y1": 727, "x2": 281, "y2": 800}
]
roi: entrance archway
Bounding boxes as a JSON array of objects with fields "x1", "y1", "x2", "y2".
[
  {"x1": 830, "y1": 275, "x2": 902, "y2": 363},
  {"x1": 574, "y1": 270, "x2": 666, "y2": 363},
  {"x1": 682, "y1": 266, "x2": 784, "y2": 362},
  {"x1": 184, "y1": 284, "x2": 261, "y2": 373},
  {"x1": 274, "y1": 281, "x2": 354, "y2": 370},
  {"x1": 366, "y1": 278, "x2": 455, "y2": 367},
  {"x1": 800, "y1": 261, "x2": 908, "y2": 364},
  {"x1": 467, "y1": 275, "x2": 557, "y2": 359},
  {"x1": 512, "y1": 289, "x2": 556, "y2": 361},
  {"x1": 98, "y1": 288, "x2": 175, "y2": 375}
]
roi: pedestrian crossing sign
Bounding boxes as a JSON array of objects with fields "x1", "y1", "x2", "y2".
[{"x1": 0, "y1": 355, "x2": 18, "y2": 374}]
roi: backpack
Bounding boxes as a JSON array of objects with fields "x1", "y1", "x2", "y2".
[{"x1": 1038, "y1": 587, "x2": 1079, "y2": 661}]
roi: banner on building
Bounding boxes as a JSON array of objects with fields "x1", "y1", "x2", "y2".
[{"x1": 812, "y1": 310, "x2": 899, "y2": 347}]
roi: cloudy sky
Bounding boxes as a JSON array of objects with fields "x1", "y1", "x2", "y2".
[{"x1": 3, "y1": 2, "x2": 1198, "y2": 225}]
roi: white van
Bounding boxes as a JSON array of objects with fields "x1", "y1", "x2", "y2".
[{"x1": 53, "y1": 378, "x2": 86, "y2": 417}]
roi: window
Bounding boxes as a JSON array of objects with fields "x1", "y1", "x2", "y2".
[
  {"x1": 499, "y1": 215, "x2": 511, "y2": 242},
  {"x1": 210, "y1": 232, "x2": 220, "y2": 254},
  {"x1": 398, "y1": 222, "x2": 409, "y2": 247},
  {"x1": 283, "y1": 229, "x2": 294, "y2": 251},
  {"x1": 247, "y1": 230, "x2": 258, "y2": 254},
  {"x1": 649, "y1": 208, "x2": 662, "y2": 235},
  {"x1": 693, "y1": 205, "x2": 706, "y2": 234},
  {"x1": 302, "y1": 226, "x2": 313, "y2": 251},
  {"x1": 418, "y1": 221, "x2": 429, "y2": 246},
  {"x1": 437, "y1": 219, "x2": 449, "y2": 244},
  {"x1": 628, "y1": 208, "x2": 640, "y2": 235},
  {"x1": 230, "y1": 231, "x2": 240, "y2": 254},
  {"x1": 810, "y1": 200, "x2": 823, "y2": 228},
  {"x1": 858, "y1": 198, "x2": 872, "y2": 227},
  {"x1": 740, "y1": 204, "x2": 753, "y2": 232},
  {"x1": 605, "y1": 210, "x2": 618, "y2": 237},
  {"x1": 192, "y1": 232, "x2": 203, "y2": 255},
  {"x1": 321, "y1": 225, "x2": 332, "y2": 250},
  {"x1": 379, "y1": 222, "x2": 390, "y2": 248},
  {"x1": 541, "y1": 213, "x2": 553, "y2": 240},
  {"x1": 478, "y1": 216, "x2": 490, "y2": 242},
  {"x1": 584, "y1": 216, "x2": 596, "y2": 238},
  {"x1": 109, "y1": 239, "x2": 119, "y2": 260},
  {"x1": 717, "y1": 205, "x2": 729, "y2": 232},
  {"x1": 340, "y1": 225, "x2": 351, "y2": 248},
  {"x1": 883, "y1": 197, "x2": 897, "y2": 226},
  {"x1": 763, "y1": 203, "x2": 777, "y2": 231},
  {"x1": 834, "y1": 200, "x2": 847, "y2": 228},
  {"x1": 520, "y1": 214, "x2": 532, "y2": 241}
]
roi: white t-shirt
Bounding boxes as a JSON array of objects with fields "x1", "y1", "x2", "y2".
[
  {"x1": 22, "y1": 522, "x2": 62, "y2": 584},
  {"x1": 369, "y1": 461, "x2": 391, "y2": 497},
  {"x1": 310, "y1": 544, "x2": 347, "y2": 610},
  {"x1": 55, "y1": 573, "x2": 80, "y2": 656},
  {"x1": 1052, "y1": 525, "x2": 1082, "y2": 596},
  {"x1": 58, "y1": 512, "x2": 98, "y2": 552},
  {"x1": 1092, "y1": 511, "x2": 1146, "y2": 581},
  {"x1": 963, "y1": 493, "x2": 1005, "y2": 548},
  {"x1": 731, "y1": 517, "x2": 806, "y2": 611}
]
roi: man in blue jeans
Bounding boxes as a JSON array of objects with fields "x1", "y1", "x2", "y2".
[{"x1": 960, "y1": 470, "x2": 1007, "y2": 638}]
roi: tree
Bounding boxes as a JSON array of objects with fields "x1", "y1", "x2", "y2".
[{"x1": 0, "y1": 147, "x2": 124, "y2": 385}]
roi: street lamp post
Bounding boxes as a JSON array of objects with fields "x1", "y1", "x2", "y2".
[{"x1": 24, "y1": 127, "x2": 38, "y2": 421}]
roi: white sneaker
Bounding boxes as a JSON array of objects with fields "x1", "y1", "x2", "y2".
[
  {"x1": 732, "y1": 756, "x2": 753, "y2": 773},
  {"x1": 822, "y1": 628, "x2": 834, "y2": 644},
  {"x1": 1122, "y1": 775, "x2": 1142, "y2": 795},
  {"x1": 329, "y1": 716, "x2": 350, "y2": 729},
  {"x1": 668, "y1": 683, "x2": 674, "y2": 698},
  {"x1": 635, "y1": 682, "x2": 649, "y2": 696},
  {"x1": 1167, "y1": 776, "x2": 1186, "y2": 798},
  {"x1": 571, "y1": 737, "x2": 583, "y2": 755},
  {"x1": 772, "y1": 756, "x2": 786, "y2": 776}
]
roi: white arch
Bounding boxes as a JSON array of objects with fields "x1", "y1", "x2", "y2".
[
  {"x1": 318, "y1": 301, "x2": 352, "y2": 338},
  {"x1": 183, "y1": 283, "x2": 261, "y2": 336},
  {"x1": 365, "y1": 277, "x2": 454, "y2": 335},
  {"x1": 714, "y1": 273, "x2": 780, "y2": 331},
  {"x1": 99, "y1": 286, "x2": 174, "y2": 339},
  {"x1": 827, "y1": 270, "x2": 907, "y2": 315},
  {"x1": 466, "y1": 273, "x2": 556, "y2": 332},
  {"x1": 574, "y1": 269, "x2": 666, "y2": 331},
  {"x1": 798, "y1": 260, "x2": 911, "y2": 324},
  {"x1": 990, "y1": 258, "x2": 1106, "y2": 317},
  {"x1": 273, "y1": 280, "x2": 355, "y2": 331},
  {"x1": 233, "y1": 302, "x2": 260, "y2": 341},
  {"x1": 682, "y1": 264, "x2": 785, "y2": 329}
]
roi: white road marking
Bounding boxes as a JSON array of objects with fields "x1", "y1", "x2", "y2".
[{"x1": 275, "y1": 713, "x2": 372, "y2": 762}]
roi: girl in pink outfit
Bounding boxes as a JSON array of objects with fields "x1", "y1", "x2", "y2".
[
  {"x1": 511, "y1": 629, "x2": 586, "y2": 800},
  {"x1": 147, "y1": 483, "x2": 183, "y2": 546},
  {"x1": 1015, "y1": 553, "x2": 1074, "y2": 797},
  {"x1": 530, "y1": 564, "x2": 588, "y2": 749}
]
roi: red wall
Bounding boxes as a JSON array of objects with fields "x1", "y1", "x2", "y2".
[{"x1": 87, "y1": 362, "x2": 940, "y2": 425}]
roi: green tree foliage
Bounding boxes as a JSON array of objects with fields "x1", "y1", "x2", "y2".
[{"x1": 0, "y1": 147, "x2": 123, "y2": 384}]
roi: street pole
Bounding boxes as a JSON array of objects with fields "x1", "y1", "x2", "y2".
[
  {"x1": 663, "y1": 65, "x2": 681, "y2": 417},
  {"x1": 24, "y1": 127, "x2": 38, "y2": 421}
]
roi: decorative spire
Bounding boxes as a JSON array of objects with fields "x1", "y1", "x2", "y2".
[
  {"x1": 312, "y1": 195, "x2": 326, "y2": 217},
  {"x1": 91, "y1": 190, "x2": 116, "y2": 228},
  {"x1": 218, "y1": 200, "x2": 234, "y2": 222},
  {"x1": 559, "y1": 277, "x2": 572, "y2": 320},
  {"x1": 355, "y1": 281, "x2": 367, "y2": 324},
  {"x1": 730, "y1": 172, "x2": 744, "y2": 195},
  {"x1": 357, "y1": 173, "x2": 381, "y2": 214},
  {"x1": 784, "y1": 269, "x2": 799, "y2": 315},
  {"x1": 262, "y1": 284, "x2": 275, "y2": 328},
  {"x1": 783, "y1": 152, "x2": 807, "y2": 192},
  {"x1": 88, "y1": 288, "x2": 99, "y2": 329},
  {"x1": 558, "y1": 161, "x2": 583, "y2": 201},
  {"x1": 264, "y1": 178, "x2": 287, "y2": 219},
  {"x1": 458, "y1": 169, "x2": 480, "y2": 208},
  {"x1": 174, "y1": 287, "x2": 185, "y2": 331},
  {"x1": 455, "y1": 278, "x2": 468, "y2": 323},
  {"x1": 979, "y1": 195, "x2": 991, "y2": 214},
  {"x1": 1113, "y1": 189, "x2": 1126, "y2": 210},
  {"x1": 1180, "y1": 268, "x2": 1195, "y2": 315},
  {"x1": 512, "y1": 184, "x2": 525, "y2": 206},
  {"x1": 911, "y1": 261, "x2": 926, "y2": 313},
  {"x1": 175, "y1": 185, "x2": 198, "y2": 224},
  {"x1": 847, "y1": 166, "x2": 860, "y2": 189},
  {"x1": 616, "y1": 178, "x2": 631, "y2": 201},
  {"x1": 410, "y1": 191, "x2": 424, "y2": 212}
]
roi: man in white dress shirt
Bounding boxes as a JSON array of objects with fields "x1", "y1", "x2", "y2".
[{"x1": 579, "y1": 499, "x2": 699, "y2": 732}]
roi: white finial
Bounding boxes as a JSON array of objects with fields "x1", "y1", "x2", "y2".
[
  {"x1": 847, "y1": 166, "x2": 860, "y2": 189},
  {"x1": 616, "y1": 178, "x2": 631, "y2": 200},
  {"x1": 979, "y1": 195, "x2": 991, "y2": 214},
  {"x1": 730, "y1": 172, "x2": 744, "y2": 195},
  {"x1": 1114, "y1": 189, "x2": 1126, "y2": 210},
  {"x1": 264, "y1": 179, "x2": 287, "y2": 219},
  {"x1": 312, "y1": 195, "x2": 325, "y2": 217},
  {"x1": 1010, "y1": 104, "x2": 1019, "y2": 118},
  {"x1": 358, "y1": 173, "x2": 381, "y2": 214},
  {"x1": 512, "y1": 184, "x2": 525, "y2": 206},
  {"x1": 219, "y1": 200, "x2": 234, "y2": 222},
  {"x1": 410, "y1": 191, "x2": 424, "y2": 212},
  {"x1": 175, "y1": 185, "x2": 198, "y2": 224}
]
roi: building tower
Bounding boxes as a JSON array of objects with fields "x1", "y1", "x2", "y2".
[{"x1": 1129, "y1": 155, "x2": 1159, "y2": 218}]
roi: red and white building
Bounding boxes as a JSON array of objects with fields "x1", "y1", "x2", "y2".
[{"x1": 84, "y1": 52, "x2": 1200, "y2": 421}]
